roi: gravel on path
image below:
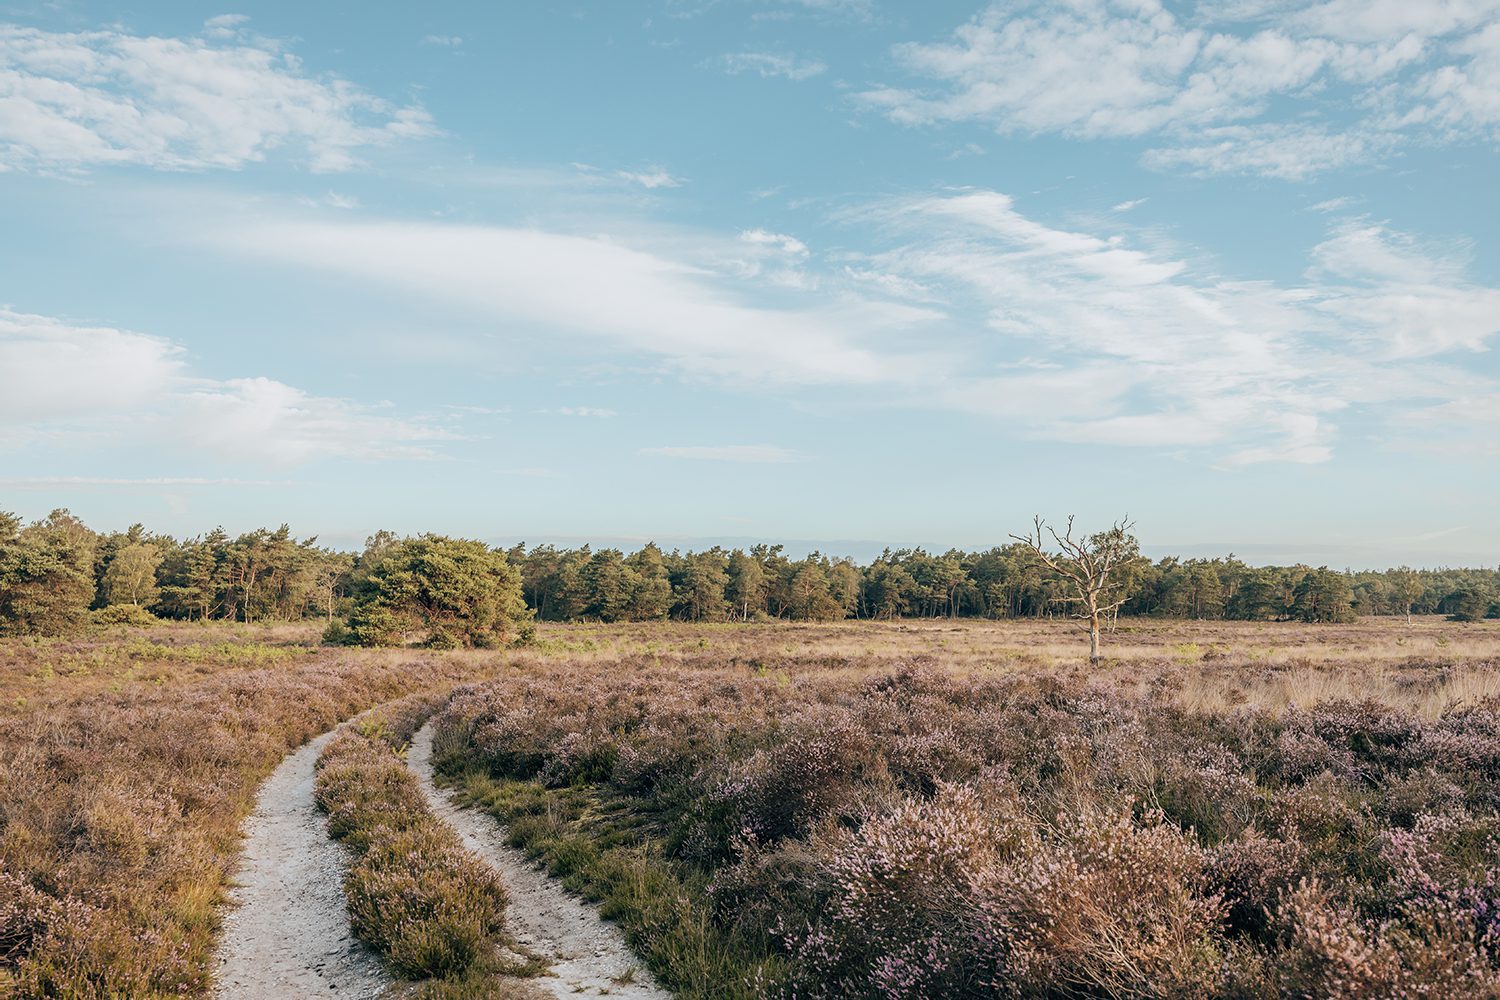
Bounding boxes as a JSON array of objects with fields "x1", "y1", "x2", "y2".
[
  {"x1": 214, "y1": 730, "x2": 389, "y2": 999},
  {"x1": 405, "y1": 721, "x2": 670, "y2": 1000}
]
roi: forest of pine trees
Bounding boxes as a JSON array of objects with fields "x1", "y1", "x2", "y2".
[{"x1": 1, "y1": 508, "x2": 1496, "y2": 638}]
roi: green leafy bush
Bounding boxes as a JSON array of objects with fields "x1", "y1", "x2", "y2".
[
  {"x1": 332, "y1": 536, "x2": 529, "y2": 648},
  {"x1": 89, "y1": 605, "x2": 159, "y2": 628}
]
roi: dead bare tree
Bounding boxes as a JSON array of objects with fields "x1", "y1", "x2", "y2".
[{"x1": 1011, "y1": 515, "x2": 1141, "y2": 666}]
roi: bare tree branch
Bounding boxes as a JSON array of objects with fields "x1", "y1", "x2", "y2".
[{"x1": 1011, "y1": 514, "x2": 1141, "y2": 665}]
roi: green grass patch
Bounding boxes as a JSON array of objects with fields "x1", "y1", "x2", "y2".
[{"x1": 446, "y1": 768, "x2": 788, "y2": 1000}]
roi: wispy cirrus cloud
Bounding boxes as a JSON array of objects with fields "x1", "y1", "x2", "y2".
[
  {"x1": 615, "y1": 166, "x2": 684, "y2": 188},
  {"x1": 555, "y1": 406, "x2": 617, "y2": 417},
  {"x1": 0, "y1": 19, "x2": 435, "y2": 174},
  {"x1": 858, "y1": 0, "x2": 1500, "y2": 178},
  {"x1": 847, "y1": 189, "x2": 1500, "y2": 463},
  {"x1": 712, "y1": 50, "x2": 827, "y2": 80},
  {"x1": 206, "y1": 214, "x2": 946, "y2": 388},
  {"x1": 179, "y1": 186, "x2": 1500, "y2": 468},
  {"x1": 640, "y1": 444, "x2": 802, "y2": 462}
]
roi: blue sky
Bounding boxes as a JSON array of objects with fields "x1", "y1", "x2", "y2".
[{"x1": 1, "y1": 0, "x2": 1498, "y2": 566}]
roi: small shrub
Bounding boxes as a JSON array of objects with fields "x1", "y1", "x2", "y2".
[{"x1": 89, "y1": 605, "x2": 159, "y2": 628}]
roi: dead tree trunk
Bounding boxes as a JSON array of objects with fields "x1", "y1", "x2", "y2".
[{"x1": 1011, "y1": 515, "x2": 1138, "y2": 668}]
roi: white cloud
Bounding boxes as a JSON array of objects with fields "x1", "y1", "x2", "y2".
[
  {"x1": 208, "y1": 216, "x2": 944, "y2": 387},
  {"x1": 202, "y1": 14, "x2": 250, "y2": 40},
  {"x1": 187, "y1": 192, "x2": 1500, "y2": 467},
  {"x1": 177, "y1": 377, "x2": 453, "y2": 464},
  {"x1": 1141, "y1": 123, "x2": 1391, "y2": 180},
  {"x1": 714, "y1": 51, "x2": 828, "y2": 81},
  {"x1": 422, "y1": 34, "x2": 463, "y2": 47},
  {"x1": 1404, "y1": 22, "x2": 1500, "y2": 134},
  {"x1": 0, "y1": 22, "x2": 436, "y2": 173},
  {"x1": 0, "y1": 308, "x2": 181, "y2": 419},
  {"x1": 1308, "y1": 222, "x2": 1500, "y2": 356},
  {"x1": 740, "y1": 228, "x2": 809, "y2": 256},
  {"x1": 1112, "y1": 198, "x2": 1148, "y2": 211},
  {"x1": 1310, "y1": 196, "x2": 1357, "y2": 212},
  {"x1": 323, "y1": 191, "x2": 360, "y2": 209},
  {"x1": 852, "y1": 189, "x2": 1500, "y2": 462},
  {"x1": 640, "y1": 444, "x2": 802, "y2": 462},
  {"x1": 1285, "y1": 0, "x2": 1500, "y2": 44},
  {"x1": 615, "y1": 166, "x2": 684, "y2": 188},
  {"x1": 556, "y1": 406, "x2": 617, "y2": 417},
  {"x1": 0, "y1": 307, "x2": 450, "y2": 464},
  {"x1": 860, "y1": 0, "x2": 1500, "y2": 178}
]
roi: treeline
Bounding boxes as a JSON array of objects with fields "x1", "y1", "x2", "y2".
[
  {"x1": 508, "y1": 544, "x2": 1500, "y2": 624},
  {"x1": 0, "y1": 510, "x2": 349, "y2": 636},
  {"x1": 1, "y1": 509, "x2": 1497, "y2": 640}
]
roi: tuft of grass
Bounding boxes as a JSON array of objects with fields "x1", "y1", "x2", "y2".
[
  {"x1": 315, "y1": 700, "x2": 546, "y2": 993},
  {"x1": 446, "y1": 768, "x2": 785, "y2": 1000}
]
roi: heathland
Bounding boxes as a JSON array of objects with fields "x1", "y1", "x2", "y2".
[{"x1": 4, "y1": 616, "x2": 1500, "y2": 997}]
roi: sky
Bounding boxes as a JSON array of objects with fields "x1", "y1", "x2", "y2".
[{"x1": 1, "y1": 0, "x2": 1497, "y2": 567}]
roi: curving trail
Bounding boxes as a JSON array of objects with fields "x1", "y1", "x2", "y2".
[
  {"x1": 214, "y1": 730, "x2": 389, "y2": 999},
  {"x1": 406, "y1": 721, "x2": 669, "y2": 999}
]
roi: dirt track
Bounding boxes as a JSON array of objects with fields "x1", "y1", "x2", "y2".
[
  {"x1": 213, "y1": 730, "x2": 389, "y2": 999},
  {"x1": 406, "y1": 721, "x2": 668, "y2": 999}
]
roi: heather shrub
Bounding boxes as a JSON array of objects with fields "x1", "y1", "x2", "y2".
[
  {"x1": 1209, "y1": 832, "x2": 1306, "y2": 938},
  {"x1": 1276, "y1": 880, "x2": 1500, "y2": 997},
  {"x1": 0, "y1": 633, "x2": 496, "y2": 996},
  {"x1": 315, "y1": 704, "x2": 523, "y2": 987},
  {"x1": 347, "y1": 826, "x2": 508, "y2": 977},
  {"x1": 985, "y1": 808, "x2": 1228, "y2": 998},
  {"x1": 773, "y1": 781, "x2": 1023, "y2": 997},
  {"x1": 431, "y1": 647, "x2": 1500, "y2": 998},
  {"x1": 699, "y1": 709, "x2": 885, "y2": 855}
]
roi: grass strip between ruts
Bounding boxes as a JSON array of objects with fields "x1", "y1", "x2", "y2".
[
  {"x1": 436, "y1": 763, "x2": 788, "y2": 1000},
  {"x1": 314, "y1": 696, "x2": 548, "y2": 999}
]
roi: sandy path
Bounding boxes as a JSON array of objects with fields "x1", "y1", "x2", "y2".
[
  {"x1": 214, "y1": 730, "x2": 389, "y2": 999},
  {"x1": 406, "y1": 722, "x2": 670, "y2": 999}
]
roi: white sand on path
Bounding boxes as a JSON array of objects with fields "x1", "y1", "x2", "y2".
[
  {"x1": 405, "y1": 721, "x2": 670, "y2": 1000},
  {"x1": 213, "y1": 730, "x2": 389, "y2": 999}
]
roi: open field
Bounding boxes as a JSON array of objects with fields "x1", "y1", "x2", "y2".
[{"x1": 3, "y1": 615, "x2": 1500, "y2": 997}]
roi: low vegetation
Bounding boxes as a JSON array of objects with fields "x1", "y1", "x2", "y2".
[
  {"x1": 3, "y1": 616, "x2": 1497, "y2": 997},
  {"x1": 434, "y1": 628, "x2": 1500, "y2": 998},
  {"x1": 0, "y1": 626, "x2": 501, "y2": 997},
  {"x1": 314, "y1": 696, "x2": 544, "y2": 997}
]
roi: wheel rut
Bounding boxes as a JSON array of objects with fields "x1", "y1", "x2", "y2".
[
  {"x1": 214, "y1": 729, "x2": 389, "y2": 999},
  {"x1": 405, "y1": 721, "x2": 669, "y2": 999}
]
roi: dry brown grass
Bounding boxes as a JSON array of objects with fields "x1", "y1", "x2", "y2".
[
  {"x1": 517, "y1": 615, "x2": 1500, "y2": 716},
  {"x1": 0, "y1": 624, "x2": 503, "y2": 998},
  {"x1": 2, "y1": 615, "x2": 1497, "y2": 997},
  {"x1": 314, "y1": 698, "x2": 544, "y2": 995}
]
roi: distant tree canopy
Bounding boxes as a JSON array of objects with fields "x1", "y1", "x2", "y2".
[{"x1": 0, "y1": 508, "x2": 1495, "y2": 638}]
